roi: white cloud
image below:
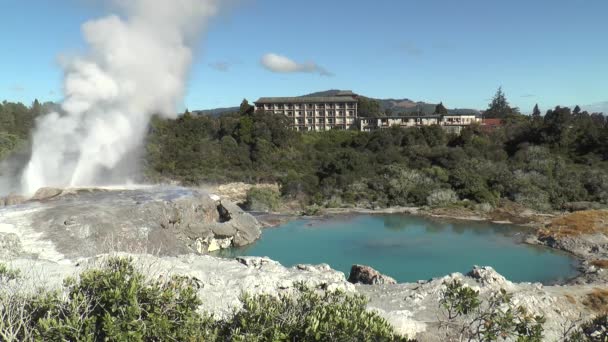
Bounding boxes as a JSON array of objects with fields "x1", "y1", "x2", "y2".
[{"x1": 260, "y1": 53, "x2": 333, "y2": 76}]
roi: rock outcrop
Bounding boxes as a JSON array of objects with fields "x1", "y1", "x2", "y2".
[
  {"x1": 0, "y1": 186, "x2": 261, "y2": 261},
  {"x1": 348, "y1": 264, "x2": 397, "y2": 285}
]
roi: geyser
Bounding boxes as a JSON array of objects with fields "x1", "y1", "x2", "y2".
[{"x1": 21, "y1": 0, "x2": 218, "y2": 194}]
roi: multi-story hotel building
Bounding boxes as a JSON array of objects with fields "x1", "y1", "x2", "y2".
[
  {"x1": 254, "y1": 91, "x2": 358, "y2": 131},
  {"x1": 255, "y1": 91, "x2": 482, "y2": 133}
]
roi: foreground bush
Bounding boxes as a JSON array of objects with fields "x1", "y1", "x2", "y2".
[
  {"x1": 0, "y1": 258, "x2": 410, "y2": 341},
  {"x1": 439, "y1": 279, "x2": 545, "y2": 341},
  {"x1": 566, "y1": 314, "x2": 608, "y2": 341},
  {"x1": 221, "y1": 285, "x2": 411, "y2": 341},
  {"x1": 1, "y1": 257, "x2": 217, "y2": 341}
]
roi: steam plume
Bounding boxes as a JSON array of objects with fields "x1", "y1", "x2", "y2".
[{"x1": 21, "y1": 0, "x2": 218, "y2": 194}]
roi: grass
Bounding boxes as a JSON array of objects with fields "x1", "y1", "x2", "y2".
[
  {"x1": 590, "y1": 260, "x2": 608, "y2": 269},
  {"x1": 564, "y1": 294, "x2": 577, "y2": 305},
  {"x1": 538, "y1": 210, "x2": 608, "y2": 238},
  {"x1": 583, "y1": 288, "x2": 608, "y2": 313}
]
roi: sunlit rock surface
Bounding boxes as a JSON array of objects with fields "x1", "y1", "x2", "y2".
[{"x1": 0, "y1": 186, "x2": 261, "y2": 261}]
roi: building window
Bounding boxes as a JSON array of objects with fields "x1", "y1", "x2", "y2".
[
  {"x1": 347, "y1": 104, "x2": 355, "y2": 109},
  {"x1": 297, "y1": 119, "x2": 303, "y2": 124},
  {"x1": 287, "y1": 111, "x2": 293, "y2": 116},
  {"x1": 287, "y1": 104, "x2": 293, "y2": 109},
  {"x1": 339, "y1": 111, "x2": 345, "y2": 116},
  {"x1": 338, "y1": 104, "x2": 345, "y2": 109},
  {"x1": 307, "y1": 119, "x2": 313, "y2": 124},
  {"x1": 318, "y1": 118, "x2": 325, "y2": 124},
  {"x1": 328, "y1": 118, "x2": 334, "y2": 124},
  {"x1": 318, "y1": 111, "x2": 325, "y2": 116},
  {"x1": 327, "y1": 104, "x2": 334, "y2": 109},
  {"x1": 317, "y1": 104, "x2": 325, "y2": 109},
  {"x1": 277, "y1": 104, "x2": 284, "y2": 109},
  {"x1": 348, "y1": 111, "x2": 354, "y2": 116},
  {"x1": 307, "y1": 111, "x2": 314, "y2": 116}
]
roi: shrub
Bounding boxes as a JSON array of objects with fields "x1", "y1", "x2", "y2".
[
  {"x1": 219, "y1": 284, "x2": 412, "y2": 341},
  {"x1": 439, "y1": 279, "x2": 545, "y2": 341},
  {"x1": 244, "y1": 186, "x2": 281, "y2": 212},
  {"x1": 22, "y1": 257, "x2": 216, "y2": 341},
  {"x1": 0, "y1": 263, "x2": 20, "y2": 282},
  {"x1": 1, "y1": 258, "x2": 410, "y2": 341},
  {"x1": 584, "y1": 288, "x2": 608, "y2": 313},
  {"x1": 302, "y1": 204, "x2": 322, "y2": 216},
  {"x1": 426, "y1": 189, "x2": 459, "y2": 207},
  {"x1": 566, "y1": 314, "x2": 608, "y2": 342}
]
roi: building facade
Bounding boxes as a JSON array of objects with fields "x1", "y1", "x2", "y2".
[
  {"x1": 255, "y1": 91, "x2": 482, "y2": 134},
  {"x1": 254, "y1": 92, "x2": 358, "y2": 131},
  {"x1": 358, "y1": 114, "x2": 481, "y2": 134}
]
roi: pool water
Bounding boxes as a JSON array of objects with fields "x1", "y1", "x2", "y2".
[{"x1": 217, "y1": 215, "x2": 579, "y2": 284}]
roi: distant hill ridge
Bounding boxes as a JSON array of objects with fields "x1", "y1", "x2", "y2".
[{"x1": 194, "y1": 90, "x2": 479, "y2": 117}]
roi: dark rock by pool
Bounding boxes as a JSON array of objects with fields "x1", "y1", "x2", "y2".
[{"x1": 217, "y1": 214, "x2": 579, "y2": 284}]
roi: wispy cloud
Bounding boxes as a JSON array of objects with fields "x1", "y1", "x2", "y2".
[
  {"x1": 521, "y1": 94, "x2": 536, "y2": 98},
  {"x1": 400, "y1": 42, "x2": 423, "y2": 57},
  {"x1": 209, "y1": 61, "x2": 232, "y2": 72},
  {"x1": 9, "y1": 85, "x2": 25, "y2": 93},
  {"x1": 260, "y1": 53, "x2": 333, "y2": 76}
]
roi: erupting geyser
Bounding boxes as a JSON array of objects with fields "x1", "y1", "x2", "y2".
[{"x1": 21, "y1": 0, "x2": 218, "y2": 194}]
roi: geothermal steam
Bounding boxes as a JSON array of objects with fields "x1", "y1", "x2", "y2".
[{"x1": 21, "y1": 0, "x2": 218, "y2": 194}]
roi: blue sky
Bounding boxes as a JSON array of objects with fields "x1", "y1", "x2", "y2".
[{"x1": 1, "y1": 0, "x2": 607, "y2": 113}]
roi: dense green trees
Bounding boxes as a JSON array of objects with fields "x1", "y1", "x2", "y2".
[
  {"x1": 357, "y1": 96, "x2": 382, "y2": 117},
  {"x1": 0, "y1": 100, "x2": 50, "y2": 159},
  {"x1": 1, "y1": 95, "x2": 607, "y2": 213},
  {"x1": 143, "y1": 103, "x2": 608, "y2": 212}
]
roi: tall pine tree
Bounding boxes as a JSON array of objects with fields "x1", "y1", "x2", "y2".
[
  {"x1": 485, "y1": 87, "x2": 515, "y2": 119},
  {"x1": 434, "y1": 102, "x2": 448, "y2": 115},
  {"x1": 532, "y1": 104, "x2": 541, "y2": 117}
]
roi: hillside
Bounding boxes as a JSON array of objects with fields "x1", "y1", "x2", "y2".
[{"x1": 193, "y1": 90, "x2": 480, "y2": 117}]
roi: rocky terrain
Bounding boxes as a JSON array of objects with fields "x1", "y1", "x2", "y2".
[
  {"x1": 0, "y1": 186, "x2": 261, "y2": 261},
  {"x1": 1, "y1": 186, "x2": 607, "y2": 340}
]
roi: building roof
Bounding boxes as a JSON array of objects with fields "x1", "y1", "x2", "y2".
[
  {"x1": 255, "y1": 96, "x2": 358, "y2": 104},
  {"x1": 482, "y1": 118, "x2": 503, "y2": 126},
  {"x1": 335, "y1": 90, "x2": 357, "y2": 96}
]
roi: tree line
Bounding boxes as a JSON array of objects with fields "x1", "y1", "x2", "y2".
[
  {"x1": 1, "y1": 89, "x2": 607, "y2": 212},
  {"x1": 145, "y1": 91, "x2": 608, "y2": 212}
]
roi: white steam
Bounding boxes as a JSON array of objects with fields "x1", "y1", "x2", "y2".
[{"x1": 21, "y1": 0, "x2": 218, "y2": 194}]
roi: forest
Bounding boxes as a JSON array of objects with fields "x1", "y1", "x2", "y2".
[
  {"x1": 145, "y1": 93, "x2": 608, "y2": 212},
  {"x1": 1, "y1": 91, "x2": 607, "y2": 212}
]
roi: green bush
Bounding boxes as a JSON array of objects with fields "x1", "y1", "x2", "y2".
[
  {"x1": 6, "y1": 257, "x2": 217, "y2": 341},
  {"x1": 0, "y1": 263, "x2": 20, "y2": 282},
  {"x1": 567, "y1": 314, "x2": 608, "y2": 341},
  {"x1": 1, "y1": 258, "x2": 410, "y2": 341},
  {"x1": 244, "y1": 186, "x2": 281, "y2": 212},
  {"x1": 302, "y1": 204, "x2": 322, "y2": 216},
  {"x1": 220, "y1": 284, "x2": 412, "y2": 341},
  {"x1": 439, "y1": 279, "x2": 545, "y2": 341}
]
